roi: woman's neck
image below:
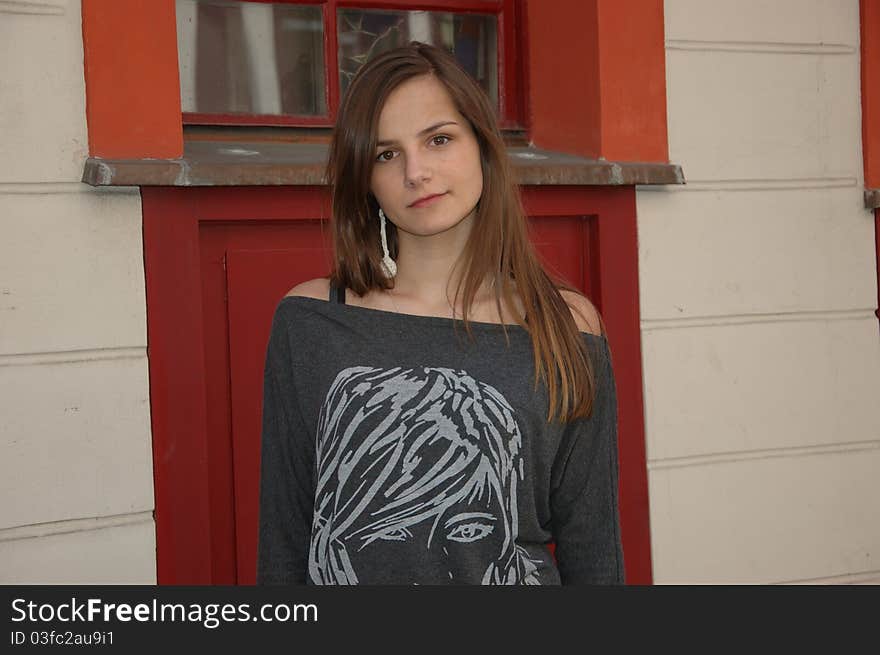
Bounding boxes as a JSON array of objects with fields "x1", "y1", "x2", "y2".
[
  {"x1": 351, "y1": 216, "x2": 522, "y2": 322},
  {"x1": 389, "y1": 218, "x2": 474, "y2": 312}
]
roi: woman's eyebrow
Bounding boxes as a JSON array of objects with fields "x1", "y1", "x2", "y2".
[{"x1": 376, "y1": 120, "x2": 459, "y2": 148}]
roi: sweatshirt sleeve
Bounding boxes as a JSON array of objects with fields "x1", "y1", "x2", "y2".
[
  {"x1": 549, "y1": 335, "x2": 625, "y2": 585},
  {"x1": 256, "y1": 303, "x2": 315, "y2": 585}
]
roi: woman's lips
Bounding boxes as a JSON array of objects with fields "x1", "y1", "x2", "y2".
[{"x1": 409, "y1": 192, "x2": 446, "y2": 208}]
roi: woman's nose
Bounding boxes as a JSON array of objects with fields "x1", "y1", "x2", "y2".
[{"x1": 404, "y1": 151, "x2": 430, "y2": 187}]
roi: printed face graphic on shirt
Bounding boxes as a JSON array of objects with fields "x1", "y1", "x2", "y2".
[{"x1": 308, "y1": 366, "x2": 541, "y2": 585}]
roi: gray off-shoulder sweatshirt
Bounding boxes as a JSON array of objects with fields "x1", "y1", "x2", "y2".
[{"x1": 257, "y1": 283, "x2": 624, "y2": 585}]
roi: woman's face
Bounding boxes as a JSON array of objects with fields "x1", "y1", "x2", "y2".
[{"x1": 369, "y1": 74, "x2": 484, "y2": 242}]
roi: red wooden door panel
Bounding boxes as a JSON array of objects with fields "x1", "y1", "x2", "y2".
[
  {"x1": 528, "y1": 215, "x2": 594, "y2": 292},
  {"x1": 227, "y1": 247, "x2": 331, "y2": 584},
  {"x1": 198, "y1": 215, "x2": 331, "y2": 584}
]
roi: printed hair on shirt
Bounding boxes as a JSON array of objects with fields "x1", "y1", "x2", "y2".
[{"x1": 309, "y1": 365, "x2": 541, "y2": 585}]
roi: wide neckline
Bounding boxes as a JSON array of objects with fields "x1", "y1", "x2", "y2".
[{"x1": 281, "y1": 295, "x2": 607, "y2": 340}]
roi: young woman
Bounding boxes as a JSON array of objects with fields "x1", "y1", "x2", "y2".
[{"x1": 257, "y1": 42, "x2": 624, "y2": 585}]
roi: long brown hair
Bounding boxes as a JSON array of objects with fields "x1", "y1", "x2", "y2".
[{"x1": 325, "y1": 42, "x2": 604, "y2": 423}]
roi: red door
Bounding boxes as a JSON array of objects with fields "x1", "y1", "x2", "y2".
[{"x1": 143, "y1": 183, "x2": 651, "y2": 585}]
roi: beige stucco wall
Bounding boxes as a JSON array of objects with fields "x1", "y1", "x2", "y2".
[
  {"x1": 0, "y1": 0, "x2": 155, "y2": 583},
  {"x1": 637, "y1": 0, "x2": 880, "y2": 583}
]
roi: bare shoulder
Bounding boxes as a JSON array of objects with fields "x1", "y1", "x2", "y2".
[
  {"x1": 559, "y1": 289, "x2": 604, "y2": 336},
  {"x1": 285, "y1": 277, "x2": 331, "y2": 300}
]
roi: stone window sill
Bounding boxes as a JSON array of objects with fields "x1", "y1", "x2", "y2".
[{"x1": 82, "y1": 139, "x2": 685, "y2": 187}]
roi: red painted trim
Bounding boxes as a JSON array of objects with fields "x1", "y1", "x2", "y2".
[
  {"x1": 81, "y1": 0, "x2": 182, "y2": 159},
  {"x1": 182, "y1": 113, "x2": 332, "y2": 127},
  {"x1": 592, "y1": 188, "x2": 653, "y2": 585},
  {"x1": 498, "y1": 0, "x2": 525, "y2": 129},
  {"x1": 243, "y1": 0, "x2": 325, "y2": 4},
  {"x1": 198, "y1": 225, "x2": 240, "y2": 584},
  {"x1": 142, "y1": 188, "x2": 213, "y2": 584},
  {"x1": 496, "y1": 1, "x2": 524, "y2": 129},
  {"x1": 496, "y1": 3, "x2": 508, "y2": 121},
  {"x1": 517, "y1": 0, "x2": 533, "y2": 135},
  {"x1": 522, "y1": 185, "x2": 654, "y2": 584},
  {"x1": 325, "y1": 1, "x2": 340, "y2": 127},
  {"x1": 336, "y1": 0, "x2": 503, "y2": 9},
  {"x1": 862, "y1": 0, "x2": 879, "y2": 188},
  {"x1": 192, "y1": 0, "x2": 498, "y2": 6},
  {"x1": 875, "y1": 210, "x2": 880, "y2": 329},
  {"x1": 190, "y1": 187, "x2": 331, "y2": 222},
  {"x1": 524, "y1": 0, "x2": 669, "y2": 163}
]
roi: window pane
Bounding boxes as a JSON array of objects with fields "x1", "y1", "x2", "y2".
[
  {"x1": 337, "y1": 9, "x2": 498, "y2": 107},
  {"x1": 176, "y1": 0, "x2": 326, "y2": 117}
]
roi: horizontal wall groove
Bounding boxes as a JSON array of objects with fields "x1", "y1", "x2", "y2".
[
  {"x1": 0, "y1": 182, "x2": 138, "y2": 196},
  {"x1": 0, "y1": 0, "x2": 64, "y2": 16},
  {"x1": 641, "y1": 309, "x2": 874, "y2": 331},
  {"x1": 771, "y1": 569, "x2": 880, "y2": 585},
  {"x1": 639, "y1": 177, "x2": 859, "y2": 193},
  {"x1": 0, "y1": 347, "x2": 146, "y2": 367},
  {"x1": 0, "y1": 511, "x2": 153, "y2": 543},
  {"x1": 648, "y1": 439, "x2": 880, "y2": 471},
  {"x1": 666, "y1": 39, "x2": 856, "y2": 55}
]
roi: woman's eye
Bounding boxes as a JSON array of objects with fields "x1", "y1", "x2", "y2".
[
  {"x1": 446, "y1": 522, "x2": 493, "y2": 543},
  {"x1": 376, "y1": 150, "x2": 396, "y2": 162},
  {"x1": 431, "y1": 135, "x2": 450, "y2": 146}
]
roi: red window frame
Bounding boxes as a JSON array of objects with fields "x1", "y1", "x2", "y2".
[{"x1": 181, "y1": 0, "x2": 523, "y2": 129}]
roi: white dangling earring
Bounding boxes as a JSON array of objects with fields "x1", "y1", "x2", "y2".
[{"x1": 378, "y1": 208, "x2": 398, "y2": 278}]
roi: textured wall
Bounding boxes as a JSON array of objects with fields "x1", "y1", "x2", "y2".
[
  {"x1": 0, "y1": 0, "x2": 155, "y2": 583},
  {"x1": 637, "y1": 0, "x2": 880, "y2": 583}
]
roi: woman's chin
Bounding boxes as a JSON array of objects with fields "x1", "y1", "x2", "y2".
[{"x1": 395, "y1": 213, "x2": 476, "y2": 240}]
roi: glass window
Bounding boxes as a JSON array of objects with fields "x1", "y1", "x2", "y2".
[
  {"x1": 176, "y1": 0, "x2": 326, "y2": 117},
  {"x1": 175, "y1": 1, "x2": 513, "y2": 127}
]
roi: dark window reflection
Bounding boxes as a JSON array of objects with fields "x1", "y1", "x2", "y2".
[{"x1": 338, "y1": 9, "x2": 498, "y2": 107}]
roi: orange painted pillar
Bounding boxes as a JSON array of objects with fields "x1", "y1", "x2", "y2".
[
  {"x1": 595, "y1": 0, "x2": 669, "y2": 163},
  {"x1": 525, "y1": 0, "x2": 669, "y2": 163},
  {"x1": 525, "y1": 0, "x2": 602, "y2": 158},
  {"x1": 81, "y1": 0, "x2": 183, "y2": 159}
]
